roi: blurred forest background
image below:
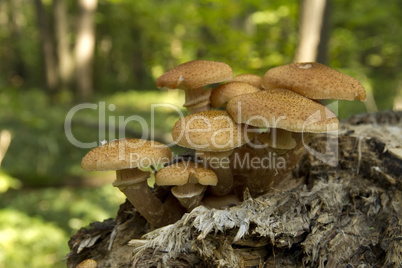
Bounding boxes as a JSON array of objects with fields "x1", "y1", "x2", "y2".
[{"x1": 0, "y1": 0, "x2": 401, "y2": 267}]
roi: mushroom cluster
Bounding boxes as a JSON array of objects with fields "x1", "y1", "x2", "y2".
[{"x1": 81, "y1": 60, "x2": 367, "y2": 228}]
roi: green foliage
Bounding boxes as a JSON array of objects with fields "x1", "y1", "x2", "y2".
[
  {"x1": 330, "y1": 0, "x2": 402, "y2": 111},
  {"x1": 95, "y1": 0, "x2": 299, "y2": 90},
  {"x1": 0, "y1": 185, "x2": 125, "y2": 268},
  {"x1": 0, "y1": 171, "x2": 21, "y2": 193},
  {"x1": 0, "y1": 87, "x2": 73, "y2": 185},
  {"x1": 0, "y1": 1, "x2": 401, "y2": 266},
  {"x1": 0, "y1": 87, "x2": 184, "y2": 185},
  {"x1": 0, "y1": 185, "x2": 124, "y2": 234},
  {"x1": 1, "y1": 0, "x2": 400, "y2": 107},
  {"x1": 0, "y1": 209, "x2": 67, "y2": 268}
]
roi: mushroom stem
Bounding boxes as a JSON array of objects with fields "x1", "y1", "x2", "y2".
[
  {"x1": 183, "y1": 87, "x2": 212, "y2": 114},
  {"x1": 185, "y1": 100, "x2": 211, "y2": 114},
  {"x1": 269, "y1": 133, "x2": 307, "y2": 190},
  {"x1": 252, "y1": 133, "x2": 307, "y2": 195},
  {"x1": 257, "y1": 129, "x2": 296, "y2": 150},
  {"x1": 230, "y1": 131, "x2": 307, "y2": 197},
  {"x1": 171, "y1": 184, "x2": 206, "y2": 211},
  {"x1": 114, "y1": 168, "x2": 183, "y2": 227},
  {"x1": 230, "y1": 144, "x2": 275, "y2": 196},
  {"x1": 197, "y1": 150, "x2": 233, "y2": 196},
  {"x1": 208, "y1": 167, "x2": 233, "y2": 196}
]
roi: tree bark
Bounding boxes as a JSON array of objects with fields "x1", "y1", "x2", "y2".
[
  {"x1": 75, "y1": 0, "x2": 97, "y2": 101},
  {"x1": 34, "y1": 0, "x2": 59, "y2": 92},
  {"x1": 393, "y1": 80, "x2": 402, "y2": 110},
  {"x1": 294, "y1": 0, "x2": 330, "y2": 63},
  {"x1": 53, "y1": 0, "x2": 74, "y2": 90},
  {"x1": 7, "y1": 0, "x2": 26, "y2": 83},
  {"x1": 66, "y1": 111, "x2": 402, "y2": 267}
]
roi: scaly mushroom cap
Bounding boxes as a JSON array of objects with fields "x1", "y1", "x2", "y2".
[
  {"x1": 226, "y1": 89, "x2": 339, "y2": 133},
  {"x1": 155, "y1": 161, "x2": 218, "y2": 186},
  {"x1": 156, "y1": 60, "x2": 233, "y2": 90},
  {"x1": 232, "y1": 73, "x2": 262, "y2": 88},
  {"x1": 262, "y1": 62, "x2": 367, "y2": 101},
  {"x1": 210, "y1": 82, "x2": 261, "y2": 108},
  {"x1": 172, "y1": 110, "x2": 252, "y2": 152},
  {"x1": 81, "y1": 138, "x2": 172, "y2": 171}
]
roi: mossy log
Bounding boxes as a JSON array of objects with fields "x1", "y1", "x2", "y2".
[{"x1": 66, "y1": 111, "x2": 402, "y2": 268}]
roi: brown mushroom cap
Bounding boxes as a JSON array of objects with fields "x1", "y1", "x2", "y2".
[
  {"x1": 156, "y1": 60, "x2": 233, "y2": 90},
  {"x1": 172, "y1": 110, "x2": 252, "y2": 152},
  {"x1": 210, "y1": 82, "x2": 261, "y2": 108},
  {"x1": 262, "y1": 62, "x2": 367, "y2": 101},
  {"x1": 226, "y1": 89, "x2": 339, "y2": 133},
  {"x1": 155, "y1": 161, "x2": 218, "y2": 186},
  {"x1": 232, "y1": 73, "x2": 262, "y2": 88},
  {"x1": 81, "y1": 139, "x2": 172, "y2": 171}
]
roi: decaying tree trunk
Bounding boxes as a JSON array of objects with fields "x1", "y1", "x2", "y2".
[{"x1": 66, "y1": 111, "x2": 402, "y2": 268}]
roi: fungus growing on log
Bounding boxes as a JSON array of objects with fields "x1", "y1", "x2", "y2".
[
  {"x1": 156, "y1": 60, "x2": 233, "y2": 113},
  {"x1": 81, "y1": 138, "x2": 183, "y2": 227},
  {"x1": 226, "y1": 89, "x2": 339, "y2": 194},
  {"x1": 262, "y1": 62, "x2": 367, "y2": 101},
  {"x1": 210, "y1": 81, "x2": 261, "y2": 109},
  {"x1": 156, "y1": 161, "x2": 218, "y2": 211},
  {"x1": 172, "y1": 110, "x2": 252, "y2": 195}
]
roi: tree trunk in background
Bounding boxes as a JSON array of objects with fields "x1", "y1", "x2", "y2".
[
  {"x1": 75, "y1": 0, "x2": 97, "y2": 101},
  {"x1": 53, "y1": 0, "x2": 74, "y2": 90},
  {"x1": 394, "y1": 80, "x2": 402, "y2": 111},
  {"x1": 8, "y1": 0, "x2": 26, "y2": 84},
  {"x1": 294, "y1": 0, "x2": 330, "y2": 63},
  {"x1": 34, "y1": 0, "x2": 59, "y2": 92},
  {"x1": 316, "y1": 0, "x2": 330, "y2": 64}
]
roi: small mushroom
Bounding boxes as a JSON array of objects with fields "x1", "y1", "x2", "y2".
[
  {"x1": 232, "y1": 73, "x2": 263, "y2": 89},
  {"x1": 81, "y1": 138, "x2": 183, "y2": 227},
  {"x1": 156, "y1": 161, "x2": 218, "y2": 211},
  {"x1": 226, "y1": 89, "x2": 339, "y2": 195},
  {"x1": 171, "y1": 110, "x2": 252, "y2": 195},
  {"x1": 76, "y1": 259, "x2": 97, "y2": 268},
  {"x1": 156, "y1": 60, "x2": 233, "y2": 113},
  {"x1": 195, "y1": 150, "x2": 234, "y2": 195},
  {"x1": 210, "y1": 82, "x2": 261, "y2": 108},
  {"x1": 262, "y1": 62, "x2": 367, "y2": 101}
]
